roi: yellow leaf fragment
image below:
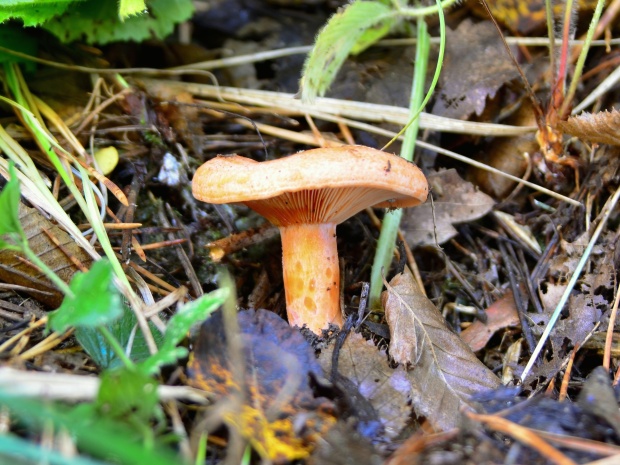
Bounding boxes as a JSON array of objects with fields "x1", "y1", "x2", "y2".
[{"x1": 94, "y1": 146, "x2": 119, "y2": 175}]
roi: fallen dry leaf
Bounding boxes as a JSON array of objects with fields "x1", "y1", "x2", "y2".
[
  {"x1": 319, "y1": 332, "x2": 411, "y2": 439},
  {"x1": 526, "y1": 268, "x2": 606, "y2": 386},
  {"x1": 431, "y1": 18, "x2": 519, "y2": 120},
  {"x1": 460, "y1": 290, "x2": 521, "y2": 352},
  {"x1": 0, "y1": 203, "x2": 93, "y2": 307},
  {"x1": 534, "y1": 282, "x2": 604, "y2": 360},
  {"x1": 402, "y1": 169, "x2": 495, "y2": 247},
  {"x1": 559, "y1": 110, "x2": 620, "y2": 146},
  {"x1": 187, "y1": 309, "x2": 335, "y2": 462},
  {"x1": 468, "y1": 100, "x2": 538, "y2": 198},
  {"x1": 382, "y1": 268, "x2": 500, "y2": 431}
]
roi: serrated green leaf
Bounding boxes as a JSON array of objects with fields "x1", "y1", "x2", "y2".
[
  {"x1": 118, "y1": 0, "x2": 147, "y2": 20},
  {"x1": 139, "y1": 288, "x2": 228, "y2": 374},
  {"x1": 96, "y1": 367, "x2": 159, "y2": 422},
  {"x1": 0, "y1": 162, "x2": 25, "y2": 243},
  {"x1": 350, "y1": 15, "x2": 395, "y2": 54},
  {"x1": 48, "y1": 260, "x2": 122, "y2": 333},
  {"x1": 162, "y1": 288, "x2": 228, "y2": 349},
  {"x1": 0, "y1": 0, "x2": 81, "y2": 27},
  {"x1": 75, "y1": 305, "x2": 164, "y2": 369},
  {"x1": 138, "y1": 346, "x2": 187, "y2": 376},
  {"x1": 43, "y1": 0, "x2": 194, "y2": 45},
  {"x1": 301, "y1": 0, "x2": 394, "y2": 103}
]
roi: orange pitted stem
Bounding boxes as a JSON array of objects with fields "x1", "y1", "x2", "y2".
[{"x1": 279, "y1": 223, "x2": 342, "y2": 333}]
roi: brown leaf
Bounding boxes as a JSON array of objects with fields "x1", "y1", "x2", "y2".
[
  {"x1": 526, "y1": 269, "x2": 605, "y2": 386},
  {"x1": 187, "y1": 309, "x2": 335, "y2": 462},
  {"x1": 468, "y1": 101, "x2": 538, "y2": 199},
  {"x1": 319, "y1": 332, "x2": 411, "y2": 439},
  {"x1": 0, "y1": 203, "x2": 92, "y2": 307},
  {"x1": 534, "y1": 284, "x2": 603, "y2": 360},
  {"x1": 460, "y1": 291, "x2": 520, "y2": 352},
  {"x1": 559, "y1": 110, "x2": 620, "y2": 146},
  {"x1": 402, "y1": 169, "x2": 495, "y2": 247},
  {"x1": 382, "y1": 268, "x2": 500, "y2": 431},
  {"x1": 530, "y1": 230, "x2": 612, "y2": 377},
  {"x1": 431, "y1": 19, "x2": 519, "y2": 120}
]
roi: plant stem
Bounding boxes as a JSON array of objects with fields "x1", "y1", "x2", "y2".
[
  {"x1": 560, "y1": 0, "x2": 605, "y2": 117},
  {"x1": 544, "y1": 0, "x2": 555, "y2": 84},
  {"x1": 99, "y1": 325, "x2": 136, "y2": 370},
  {"x1": 397, "y1": 0, "x2": 458, "y2": 17},
  {"x1": 382, "y1": 0, "x2": 446, "y2": 149},
  {"x1": 369, "y1": 16, "x2": 430, "y2": 309}
]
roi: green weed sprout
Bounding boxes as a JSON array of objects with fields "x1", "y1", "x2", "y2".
[{"x1": 300, "y1": 0, "x2": 447, "y2": 308}]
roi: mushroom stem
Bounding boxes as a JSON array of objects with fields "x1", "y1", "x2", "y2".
[{"x1": 279, "y1": 223, "x2": 343, "y2": 333}]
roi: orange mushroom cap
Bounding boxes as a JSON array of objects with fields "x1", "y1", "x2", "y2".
[
  {"x1": 192, "y1": 145, "x2": 428, "y2": 334},
  {"x1": 192, "y1": 145, "x2": 428, "y2": 224}
]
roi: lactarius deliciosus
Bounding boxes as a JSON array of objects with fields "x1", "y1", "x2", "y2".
[{"x1": 192, "y1": 145, "x2": 428, "y2": 334}]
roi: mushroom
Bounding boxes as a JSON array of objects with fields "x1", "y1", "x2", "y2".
[{"x1": 192, "y1": 145, "x2": 428, "y2": 334}]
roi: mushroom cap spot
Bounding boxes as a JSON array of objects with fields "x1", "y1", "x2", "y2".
[{"x1": 192, "y1": 145, "x2": 428, "y2": 226}]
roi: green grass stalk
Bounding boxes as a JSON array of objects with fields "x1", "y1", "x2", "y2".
[
  {"x1": 4, "y1": 64, "x2": 130, "y2": 288},
  {"x1": 369, "y1": 16, "x2": 431, "y2": 309},
  {"x1": 560, "y1": 0, "x2": 605, "y2": 117},
  {"x1": 545, "y1": 0, "x2": 555, "y2": 82},
  {"x1": 4, "y1": 65, "x2": 91, "y2": 217}
]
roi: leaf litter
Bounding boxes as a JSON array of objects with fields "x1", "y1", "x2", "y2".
[
  {"x1": 382, "y1": 268, "x2": 500, "y2": 431},
  {"x1": 401, "y1": 168, "x2": 495, "y2": 247},
  {"x1": 318, "y1": 331, "x2": 410, "y2": 439},
  {"x1": 431, "y1": 18, "x2": 519, "y2": 121},
  {"x1": 1, "y1": 0, "x2": 620, "y2": 464}
]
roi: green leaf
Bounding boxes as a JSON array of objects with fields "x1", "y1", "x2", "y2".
[
  {"x1": 300, "y1": 0, "x2": 395, "y2": 102},
  {"x1": 75, "y1": 304, "x2": 164, "y2": 369},
  {"x1": 139, "y1": 288, "x2": 228, "y2": 374},
  {"x1": 43, "y1": 0, "x2": 194, "y2": 45},
  {"x1": 350, "y1": 14, "x2": 394, "y2": 54},
  {"x1": 0, "y1": 0, "x2": 80, "y2": 27},
  {"x1": 96, "y1": 367, "x2": 159, "y2": 422},
  {"x1": 0, "y1": 391, "x2": 180, "y2": 465},
  {"x1": 118, "y1": 0, "x2": 147, "y2": 20},
  {"x1": 48, "y1": 259, "x2": 123, "y2": 333},
  {"x1": 0, "y1": 162, "x2": 25, "y2": 244}
]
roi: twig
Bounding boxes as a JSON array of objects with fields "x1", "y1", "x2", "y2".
[
  {"x1": 139, "y1": 78, "x2": 537, "y2": 137},
  {"x1": 499, "y1": 240, "x2": 535, "y2": 353},
  {"x1": 559, "y1": 344, "x2": 579, "y2": 401},
  {"x1": 264, "y1": 110, "x2": 581, "y2": 207},
  {"x1": 466, "y1": 412, "x2": 578, "y2": 465}
]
